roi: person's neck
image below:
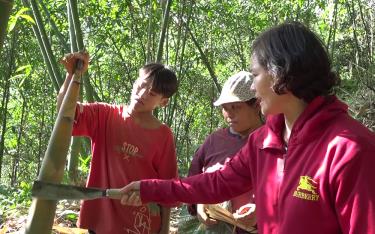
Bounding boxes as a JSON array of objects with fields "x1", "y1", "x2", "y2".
[
  {"x1": 230, "y1": 121, "x2": 262, "y2": 138},
  {"x1": 283, "y1": 97, "x2": 308, "y2": 144},
  {"x1": 126, "y1": 108, "x2": 154, "y2": 121},
  {"x1": 127, "y1": 107, "x2": 161, "y2": 129}
]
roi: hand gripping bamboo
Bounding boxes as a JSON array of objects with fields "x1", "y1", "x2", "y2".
[{"x1": 25, "y1": 59, "x2": 84, "y2": 234}]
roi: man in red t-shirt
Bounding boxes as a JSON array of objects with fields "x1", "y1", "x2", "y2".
[{"x1": 58, "y1": 52, "x2": 178, "y2": 234}]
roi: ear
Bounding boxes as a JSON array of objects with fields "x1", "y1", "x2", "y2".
[{"x1": 159, "y1": 97, "x2": 169, "y2": 107}]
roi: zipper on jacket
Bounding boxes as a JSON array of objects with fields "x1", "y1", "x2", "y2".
[
  {"x1": 276, "y1": 146, "x2": 288, "y2": 230},
  {"x1": 275, "y1": 152, "x2": 286, "y2": 204}
]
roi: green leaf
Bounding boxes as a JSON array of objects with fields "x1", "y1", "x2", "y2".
[
  {"x1": 8, "y1": 17, "x2": 17, "y2": 32},
  {"x1": 15, "y1": 7, "x2": 30, "y2": 16},
  {"x1": 8, "y1": 7, "x2": 34, "y2": 32},
  {"x1": 18, "y1": 76, "x2": 27, "y2": 88},
  {"x1": 20, "y1": 14, "x2": 36, "y2": 24},
  {"x1": 15, "y1": 65, "x2": 32, "y2": 73}
]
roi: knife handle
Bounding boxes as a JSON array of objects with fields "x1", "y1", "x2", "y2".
[{"x1": 106, "y1": 188, "x2": 122, "y2": 199}]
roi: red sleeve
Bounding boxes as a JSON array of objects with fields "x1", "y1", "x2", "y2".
[
  {"x1": 153, "y1": 126, "x2": 178, "y2": 180},
  {"x1": 140, "y1": 141, "x2": 253, "y2": 206},
  {"x1": 72, "y1": 102, "x2": 111, "y2": 138},
  {"x1": 333, "y1": 145, "x2": 375, "y2": 233}
]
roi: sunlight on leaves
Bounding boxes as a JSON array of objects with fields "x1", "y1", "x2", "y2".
[{"x1": 8, "y1": 7, "x2": 35, "y2": 32}]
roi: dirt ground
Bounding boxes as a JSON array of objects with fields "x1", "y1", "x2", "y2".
[{"x1": 0, "y1": 201, "x2": 181, "y2": 234}]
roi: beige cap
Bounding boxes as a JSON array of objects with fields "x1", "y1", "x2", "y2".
[{"x1": 214, "y1": 71, "x2": 255, "y2": 106}]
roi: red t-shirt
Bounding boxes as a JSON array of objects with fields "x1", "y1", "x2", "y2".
[{"x1": 72, "y1": 102, "x2": 178, "y2": 234}]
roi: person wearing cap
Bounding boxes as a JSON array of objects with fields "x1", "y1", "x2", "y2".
[{"x1": 185, "y1": 71, "x2": 262, "y2": 234}]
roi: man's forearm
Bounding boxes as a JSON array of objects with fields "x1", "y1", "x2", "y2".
[{"x1": 56, "y1": 73, "x2": 73, "y2": 112}]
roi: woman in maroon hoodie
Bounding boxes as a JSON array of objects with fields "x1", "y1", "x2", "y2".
[{"x1": 119, "y1": 22, "x2": 375, "y2": 234}]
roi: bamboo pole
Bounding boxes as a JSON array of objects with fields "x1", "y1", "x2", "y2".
[
  {"x1": 0, "y1": 0, "x2": 14, "y2": 54},
  {"x1": 28, "y1": 0, "x2": 63, "y2": 87},
  {"x1": 25, "y1": 60, "x2": 84, "y2": 234},
  {"x1": 69, "y1": 0, "x2": 95, "y2": 102},
  {"x1": 22, "y1": 0, "x2": 60, "y2": 91},
  {"x1": 156, "y1": 0, "x2": 173, "y2": 62}
]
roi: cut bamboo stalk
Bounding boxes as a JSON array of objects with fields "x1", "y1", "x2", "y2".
[{"x1": 25, "y1": 60, "x2": 83, "y2": 234}]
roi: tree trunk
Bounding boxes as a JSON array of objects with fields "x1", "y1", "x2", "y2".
[
  {"x1": 28, "y1": 0, "x2": 63, "y2": 87},
  {"x1": 186, "y1": 25, "x2": 221, "y2": 92},
  {"x1": 66, "y1": 0, "x2": 81, "y2": 184},
  {"x1": 327, "y1": 0, "x2": 339, "y2": 59},
  {"x1": 69, "y1": 0, "x2": 95, "y2": 102},
  {"x1": 146, "y1": 0, "x2": 154, "y2": 62},
  {"x1": 166, "y1": 0, "x2": 190, "y2": 127},
  {"x1": 0, "y1": 0, "x2": 13, "y2": 53},
  {"x1": 156, "y1": 0, "x2": 172, "y2": 62},
  {"x1": 0, "y1": 26, "x2": 16, "y2": 180},
  {"x1": 126, "y1": 0, "x2": 147, "y2": 62},
  {"x1": 0, "y1": 81, "x2": 10, "y2": 180},
  {"x1": 68, "y1": 1, "x2": 78, "y2": 52},
  {"x1": 36, "y1": 92, "x2": 47, "y2": 177},
  {"x1": 11, "y1": 94, "x2": 27, "y2": 186},
  {"x1": 22, "y1": 0, "x2": 61, "y2": 91},
  {"x1": 40, "y1": 0, "x2": 70, "y2": 53}
]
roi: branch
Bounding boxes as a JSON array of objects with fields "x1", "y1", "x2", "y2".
[{"x1": 185, "y1": 23, "x2": 221, "y2": 92}]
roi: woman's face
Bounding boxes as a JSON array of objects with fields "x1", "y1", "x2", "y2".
[
  {"x1": 250, "y1": 56, "x2": 288, "y2": 116},
  {"x1": 221, "y1": 101, "x2": 260, "y2": 136}
]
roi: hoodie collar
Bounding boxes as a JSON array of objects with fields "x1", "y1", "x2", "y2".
[{"x1": 261, "y1": 95, "x2": 348, "y2": 150}]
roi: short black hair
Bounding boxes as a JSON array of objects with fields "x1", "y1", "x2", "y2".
[
  {"x1": 141, "y1": 63, "x2": 178, "y2": 98},
  {"x1": 252, "y1": 22, "x2": 340, "y2": 102}
]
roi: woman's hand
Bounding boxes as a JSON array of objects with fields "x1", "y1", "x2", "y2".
[
  {"x1": 196, "y1": 204, "x2": 218, "y2": 226},
  {"x1": 120, "y1": 181, "x2": 142, "y2": 206},
  {"x1": 60, "y1": 51, "x2": 89, "y2": 75}
]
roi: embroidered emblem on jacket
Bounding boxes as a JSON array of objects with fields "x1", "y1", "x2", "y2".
[{"x1": 293, "y1": 176, "x2": 320, "y2": 201}]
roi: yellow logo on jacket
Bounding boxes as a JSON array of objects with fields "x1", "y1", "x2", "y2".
[{"x1": 293, "y1": 176, "x2": 319, "y2": 201}]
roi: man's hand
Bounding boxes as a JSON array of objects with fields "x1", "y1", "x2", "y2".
[
  {"x1": 60, "y1": 51, "x2": 89, "y2": 75},
  {"x1": 196, "y1": 204, "x2": 218, "y2": 226},
  {"x1": 120, "y1": 181, "x2": 142, "y2": 206}
]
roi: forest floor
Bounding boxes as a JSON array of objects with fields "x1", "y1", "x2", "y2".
[{"x1": 0, "y1": 201, "x2": 182, "y2": 234}]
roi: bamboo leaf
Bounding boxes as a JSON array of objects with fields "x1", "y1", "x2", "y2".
[
  {"x1": 15, "y1": 7, "x2": 30, "y2": 16},
  {"x1": 8, "y1": 18, "x2": 17, "y2": 32},
  {"x1": 15, "y1": 64, "x2": 31, "y2": 73},
  {"x1": 19, "y1": 14, "x2": 35, "y2": 24}
]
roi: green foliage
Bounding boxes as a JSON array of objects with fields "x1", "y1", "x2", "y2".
[
  {"x1": 78, "y1": 155, "x2": 91, "y2": 175},
  {"x1": 0, "y1": 0, "x2": 374, "y2": 219},
  {"x1": 8, "y1": 7, "x2": 35, "y2": 32},
  {"x1": 65, "y1": 212, "x2": 78, "y2": 222},
  {"x1": 0, "y1": 181, "x2": 32, "y2": 219}
]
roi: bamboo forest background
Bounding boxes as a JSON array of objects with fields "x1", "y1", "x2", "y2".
[{"x1": 0, "y1": 0, "x2": 374, "y2": 223}]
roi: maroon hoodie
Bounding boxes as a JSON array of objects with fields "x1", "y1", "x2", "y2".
[{"x1": 141, "y1": 96, "x2": 375, "y2": 234}]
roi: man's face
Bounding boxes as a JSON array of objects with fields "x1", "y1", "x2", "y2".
[
  {"x1": 128, "y1": 70, "x2": 167, "y2": 113},
  {"x1": 221, "y1": 101, "x2": 259, "y2": 136}
]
